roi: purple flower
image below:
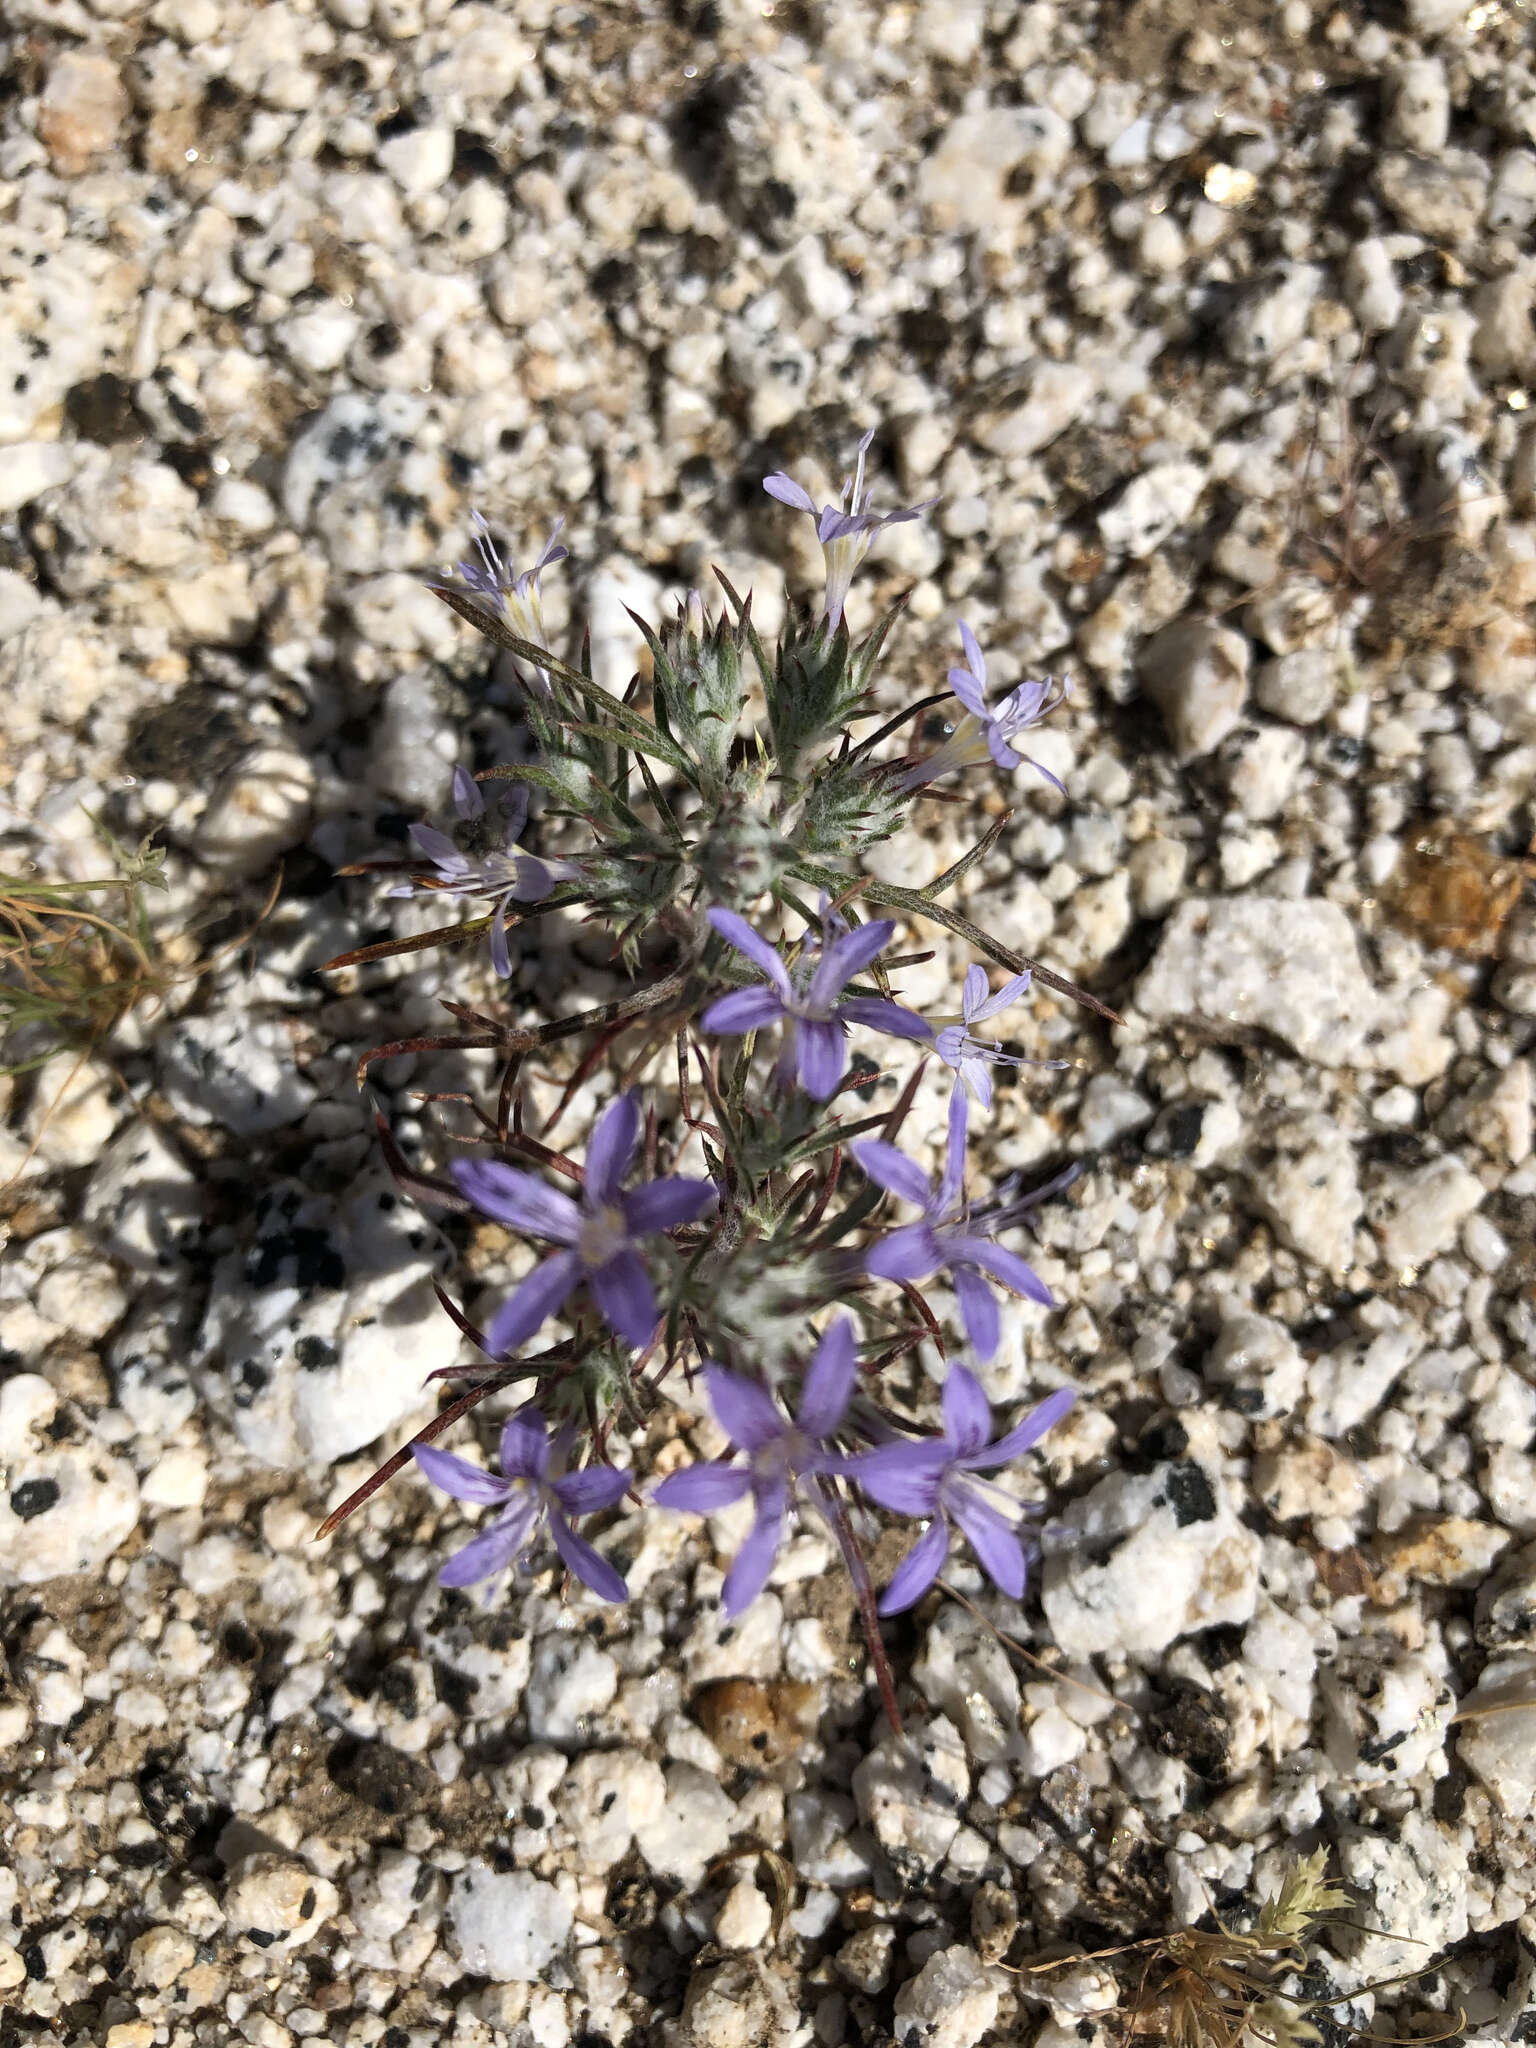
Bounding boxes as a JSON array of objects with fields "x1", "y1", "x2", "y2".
[
  {"x1": 701, "y1": 906, "x2": 931, "y2": 1101},
  {"x1": 850, "y1": 1370, "x2": 1075, "y2": 1614},
  {"x1": 652, "y1": 1319, "x2": 858, "y2": 1614},
  {"x1": 390, "y1": 766, "x2": 581, "y2": 977},
  {"x1": 900, "y1": 622, "x2": 1070, "y2": 795},
  {"x1": 432, "y1": 514, "x2": 567, "y2": 690},
  {"x1": 414, "y1": 1407, "x2": 630, "y2": 1601},
  {"x1": 851, "y1": 1087, "x2": 1053, "y2": 1362},
  {"x1": 454, "y1": 1094, "x2": 717, "y2": 1354},
  {"x1": 935, "y1": 964, "x2": 1065, "y2": 1109},
  {"x1": 763, "y1": 428, "x2": 937, "y2": 631}
]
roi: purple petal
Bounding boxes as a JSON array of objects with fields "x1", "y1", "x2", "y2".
[
  {"x1": 706, "y1": 1367, "x2": 786, "y2": 1454},
  {"x1": 950, "y1": 1236, "x2": 1054, "y2": 1309},
  {"x1": 510, "y1": 856, "x2": 555, "y2": 904},
  {"x1": 972, "y1": 967, "x2": 1033, "y2": 1023},
  {"x1": 452, "y1": 1159, "x2": 582, "y2": 1244},
  {"x1": 585, "y1": 1093, "x2": 641, "y2": 1206},
  {"x1": 1002, "y1": 679, "x2": 1049, "y2": 723},
  {"x1": 866, "y1": 1220, "x2": 941, "y2": 1284},
  {"x1": 484, "y1": 1249, "x2": 581, "y2": 1356},
  {"x1": 763, "y1": 472, "x2": 820, "y2": 515},
  {"x1": 942, "y1": 1363, "x2": 992, "y2": 1457},
  {"x1": 622, "y1": 1176, "x2": 718, "y2": 1236},
  {"x1": 947, "y1": 1483, "x2": 1027, "y2": 1599},
  {"x1": 952, "y1": 1265, "x2": 1001, "y2": 1362},
  {"x1": 838, "y1": 997, "x2": 933, "y2": 1042},
  {"x1": 531, "y1": 519, "x2": 567, "y2": 575},
  {"x1": 701, "y1": 985, "x2": 788, "y2": 1035},
  {"x1": 850, "y1": 1139, "x2": 935, "y2": 1210},
  {"x1": 939, "y1": 1084, "x2": 969, "y2": 1216},
  {"x1": 589, "y1": 1246, "x2": 658, "y2": 1351},
  {"x1": 498, "y1": 780, "x2": 528, "y2": 841},
  {"x1": 818, "y1": 506, "x2": 881, "y2": 543},
  {"x1": 795, "y1": 1017, "x2": 848, "y2": 1100},
  {"x1": 452, "y1": 765, "x2": 486, "y2": 820},
  {"x1": 722, "y1": 1488, "x2": 787, "y2": 1616},
  {"x1": 960, "y1": 964, "x2": 990, "y2": 1024},
  {"x1": 797, "y1": 1318, "x2": 856, "y2": 1440},
  {"x1": 957, "y1": 621, "x2": 986, "y2": 683},
  {"x1": 986, "y1": 725, "x2": 1022, "y2": 770},
  {"x1": 707, "y1": 907, "x2": 792, "y2": 996},
  {"x1": 548, "y1": 1509, "x2": 629, "y2": 1603},
  {"x1": 947, "y1": 668, "x2": 989, "y2": 721},
  {"x1": 410, "y1": 823, "x2": 462, "y2": 866},
  {"x1": 489, "y1": 894, "x2": 512, "y2": 979},
  {"x1": 808, "y1": 918, "x2": 895, "y2": 1009},
  {"x1": 439, "y1": 1501, "x2": 539, "y2": 1588},
  {"x1": 877, "y1": 1517, "x2": 950, "y2": 1616},
  {"x1": 936, "y1": 1023, "x2": 968, "y2": 1068},
  {"x1": 959, "y1": 1059, "x2": 993, "y2": 1112},
  {"x1": 497, "y1": 1409, "x2": 549, "y2": 1482},
  {"x1": 964, "y1": 1387, "x2": 1077, "y2": 1469},
  {"x1": 851, "y1": 1440, "x2": 947, "y2": 1516},
  {"x1": 1022, "y1": 751, "x2": 1068, "y2": 797},
  {"x1": 552, "y1": 1464, "x2": 631, "y2": 1515},
  {"x1": 412, "y1": 1443, "x2": 514, "y2": 1506},
  {"x1": 886, "y1": 500, "x2": 936, "y2": 527},
  {"x1": 653, "y1": 1462, "x2": 754, "y2": 1514}
]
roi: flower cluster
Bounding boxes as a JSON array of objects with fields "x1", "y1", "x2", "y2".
[{"x1": 327, "y1": 424, "x2": 1090, "y2": 1692}]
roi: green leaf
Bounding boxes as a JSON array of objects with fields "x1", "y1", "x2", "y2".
[{"x1": 712, "y1": 569, "x2": 776, "y2": 695}]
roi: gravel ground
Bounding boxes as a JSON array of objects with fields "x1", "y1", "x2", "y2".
[{"x1": 4, "y1": 1, "x2": 1536, "y2": 2044}]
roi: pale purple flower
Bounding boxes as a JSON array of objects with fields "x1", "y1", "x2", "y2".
[
  {"x1": 413, "y1": 1407, "x2": 630, "y2": 1602},
  {"x1": 851, "y1": 1087, "x2": 1053, "y2": 1361},
  {"x1": 763, "y1": 428, "x2": 937, "y2": 631},
  {"x1": 900, "y1": 622, "x2": 1070, "y2": 794},
  {"x1": 850, "y1": 1370, "x2": 1075, "y2": 1614},
  {"x1": 702, "y1": 906, "x2": 931, "y2": 1101},
  {"x1": 390, "y1": 767, "x2": 581, "y2": 978},
  {"x1": 432, "y1": 513, "x2": 567, "y2": 690},
  {"x1": 454, "y1": 1094, "x2": 717, "y2": 1354},
  {"x1": 935, "y1": 964, "x2": 1065, "y2": 1109},
  {"x1": 652, "y1": 1319, "x2": 858, "y2": 1614}
]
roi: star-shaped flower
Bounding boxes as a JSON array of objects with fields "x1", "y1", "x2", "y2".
[
  {"x1": 901, "y1": 621, "x2": 1070, "y2": 794},
  {"x1": 702, "y1": 906, "x2": 930, "y2": 1100},
  {"x1": 413, "y1": 1407, "x2": 630, "y2": 1602},
  {"x1": 431, "y1": 514, "x2": 567, "y2": 691},
  {"x1": 852, "y1": 1087, "x2": 1053, "y2": 1361},
  {"x1": 454, "y1": 1094, "x2": 717, "y2": 1354},
  {"x1": 652, "y1": 1319, "x2": 858, "y2": 1615},
  {"x1": 849, "y1": 1369, "x2": 1075, "y2": 1613},
  {"x1": 933, "y1": 964, "x2": 1065, "y2": 1109},
  {"x1": 763, "y1": 428, "x2": 936, "y2": 630},
  {"x1": 391, "y1": 767, "x2": 580, "y2": 976}
]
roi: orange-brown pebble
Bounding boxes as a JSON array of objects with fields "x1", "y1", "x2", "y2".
[{"x1": 695, "y1": 1678, "x2": 819, "y2": 1767}]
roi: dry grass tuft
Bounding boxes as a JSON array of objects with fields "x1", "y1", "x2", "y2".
[
  {"x1": 0, "y1": 820, "x2": 172, "y2": 1077},
  {"x1": 1023, "y1": 1851, "x2": 1461, "y2": 2048}
]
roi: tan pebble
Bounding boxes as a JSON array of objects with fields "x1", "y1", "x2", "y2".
[
  {"x1": 1375, "y1": 1515, "x2": 1511, "y2": 1603},
  {"x1": 129, "y1": 1924, "x2": 198, "y2": 1990},
  {"x1": 38, "y1": 54, "x2": 128, "y2": 176}
]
